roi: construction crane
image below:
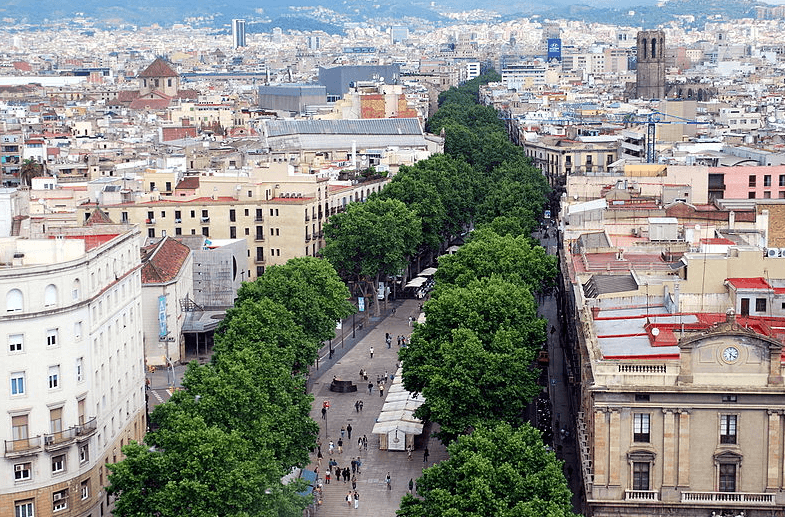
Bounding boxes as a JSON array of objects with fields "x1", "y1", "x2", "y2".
[{"x1": 503, "y1": 109, "x2": 706, "y2": 163}]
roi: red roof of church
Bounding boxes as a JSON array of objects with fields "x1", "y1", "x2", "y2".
[{"x1": 138, "y1": 58, "x2": 178, "y2": 78}]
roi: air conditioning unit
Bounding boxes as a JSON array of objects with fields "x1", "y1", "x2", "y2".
[
  {"x1": 44, "y1": 436, "x2": 54, "y2": 445},
  {"x1": 14, "y1": 464, "x2": 26, "y2": 472},
  {"x1": 767, "y1": 248, "x2": 779, "y2": 258},
  {"x1": 53, "y1": 492, "x2": 64, "y2": 501}
]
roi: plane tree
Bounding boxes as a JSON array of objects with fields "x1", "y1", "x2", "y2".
[{"x1": 397, "y1": 423, "x2": 577, "y2": 517}]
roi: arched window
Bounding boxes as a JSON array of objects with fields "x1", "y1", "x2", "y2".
[
  {"x1": 6, "y1": 289, "x2": 22, "y2": 312},
  {"x1": 651, "y1": 38, "x2": 657, "y2": 58},
  {"x1": 642, "y1": 40, "x2": 647, "y2": 59},
  {"x1": 44, "y1": 284, "x2": 58, "y2": 307}
]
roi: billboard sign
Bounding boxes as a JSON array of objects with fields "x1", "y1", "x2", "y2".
[
  {"x1": 547, "y1": 38, "x2": 562, "y2": 62},
  {"x1": 158, "y1": 295, "x2": 167, "y2": 340}
]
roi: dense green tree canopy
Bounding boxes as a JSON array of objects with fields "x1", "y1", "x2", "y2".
[
  {"x1": 397, "y1": 423, "x2": 577, "y2": 517},
  {"x1": 436, "y1": 228, "x2": 557, "y2": 292},
  {"x1": 323, "y1": 197, "x2": 421, "y2": 314},
  {"x1": 233, "y1": 257, "x2": 354, "y2": 348}
]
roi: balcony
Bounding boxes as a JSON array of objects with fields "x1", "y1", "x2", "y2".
[
  {"x1": 305, "y1": 214, "x2": 311, "y2": 221},
  {"x1": 44, "y1": 428, "x2": 76, "y2": 451},
  {"x1": 200, "y1": 217, "x2": 210, "y2": 223},
  {"x1": 255, "y1": 216, "x2": 264, "y2": 222},
  {"x1": 681, "y1": 492, "x2": 776, "y2": 505},
  {"x1": 4, "y1": 435, "x2": 42, "y2": 457},
  {"x1": 145, "y1": 218, "x2": 156, "y2": 225},
  {"x1": 174, "y1": 218, "x2": 182, "y2": 223},
  {"x1": 255, "y1": 256, "x2": 265, "y2": 264},
  {"x1": 73, "y1": 417, "x2": 97, "y2": 440},
  {"x1": 625, "y1": 490, "x2": 659, "y2": 501},
  {"x1": 255, "y1": 235, "x2": 265, "y2": 242},
  {"x1": 305, "y1": 234, "x2": 312, "y2": 242}
]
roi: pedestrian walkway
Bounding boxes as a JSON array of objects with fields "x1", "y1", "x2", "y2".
[{"x1": 307, "y1": 298, "x2": 447, "y2": 516}]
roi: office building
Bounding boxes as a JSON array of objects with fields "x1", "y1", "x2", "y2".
[{"x1": 232, "y1": 19, "x2": 246, "y2": 49}]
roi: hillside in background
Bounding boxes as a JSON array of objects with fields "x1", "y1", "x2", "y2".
[{"x1": 0, "y1": 0, "x2": 770, "y2": 30}]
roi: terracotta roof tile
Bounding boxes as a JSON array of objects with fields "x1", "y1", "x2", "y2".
[
  {"x1": 138, "y1": 58, "x2": 178, "y2": 78},
  {"x1": 140, "y1": 236, "x2": 191, "y2": 284}
]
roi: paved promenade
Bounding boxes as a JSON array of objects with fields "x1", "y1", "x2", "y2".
[{"x1": 305, "y1": 298, "x2": 448, "y2": 516}]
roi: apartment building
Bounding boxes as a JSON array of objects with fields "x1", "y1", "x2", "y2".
[
  {"x1": 524, "y1": 135, "x2": 619, "y2": 187},
  {"x1": 2, "y1": 227, "x2": 145, "y2": 517},
  {"x1": 79, "y1": 163, "x2": 389, "y2": 280}
]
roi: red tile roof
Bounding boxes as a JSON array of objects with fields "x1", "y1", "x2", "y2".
[
  {"x1": 140, "y1": 236, "x2": 191, "y2": 284},
  {"x1": 175, "y1": 176, "x2": 200, "y2": 190},
  {"x1": 84, "y1": 208, "x2": 114, "y2": 226},
  {"x1": 138, "y1": 58, "x2": 178, "y2": 78},
  {"x1": 726, "y1": 277, "x2": 771, "y2": 290}
]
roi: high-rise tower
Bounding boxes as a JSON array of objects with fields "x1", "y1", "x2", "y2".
[
  {"x1": 636, "y1": 30, "x2": 665, "y2": 99},
  {"x1": 232, "y1": 19, "x2": 246, "y2": 49}
]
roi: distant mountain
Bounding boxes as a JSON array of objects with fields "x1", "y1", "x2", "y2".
[{"x1": 0, "y1": 0, "x2": 769, "y2": 30}]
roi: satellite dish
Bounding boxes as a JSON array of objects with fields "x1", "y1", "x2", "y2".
[
  {"x1": 651, "y1": 327, "x2": 660, "y2": 336},
  {"x1": 379, "y1": 76, "x2": 384, "y2": 82}
]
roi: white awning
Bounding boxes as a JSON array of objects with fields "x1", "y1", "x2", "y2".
[
  {"x1": 404, "y1": 277, "x2": 427, "y2": 288},
  {"x1": 418, "y1": 267, "x2": 437, "y2": 277}
]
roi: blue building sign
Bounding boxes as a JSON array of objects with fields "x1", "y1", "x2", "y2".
[
  {"x1": 547, "y1": 38, "x2": 562, "y2": 62},
  {"x1": 158, "y1": 295, "x2": 167, "y2": 339}
]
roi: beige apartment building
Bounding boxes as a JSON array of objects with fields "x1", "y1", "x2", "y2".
[
  {"x1": 524, "y1": 135, "x2": 619, "y2": 187},
  {"x1": 78, "y1": 163, "x2": 389, "y2": 280}
]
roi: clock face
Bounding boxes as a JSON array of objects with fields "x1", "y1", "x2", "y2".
[{"x1": 722, "y1": 346, "x2": 739, "y2": 362}]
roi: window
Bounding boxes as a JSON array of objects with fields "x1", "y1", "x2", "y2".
[
  {"x1": 74, "y1": 321, "x2": 82, "y2": 340},
  {"x1": 201, "y1": 209, "x2": 208, "y2": 219},
  {"x1": 633, "y1": 413, "x2": 650, "y2": 442},
  {"x1": 121, "y1": 211, "x2": 129, "y2": 223},
  {"x1": 147, "y1": 211, "x2": 154, "y2": 221},
  {"x1": 160, "y1": 210, "x2": 166, "y2": 218},
  {"x1": 52, "y1": 488, "x2": 67, "y2": 511},
  {"x1": 44, "y1": 284, "x2": 57, "y2": 307},
  {"x1": 749, "y1": 175, "x2": 757, "y2": 187},
  {"x1": 174, "y1": 210, "x2": 181, "y2": 222},
  {"x1": 202, "y1": 227, "x2": 209, "y2": 237},
  {"x1": 229, "y1": 209, "x2": 236, "y2": 222},
  {"x1": 72, "y1": 279, "x2": 81, "y2": 300},
  {"x1": 749, "y1": 192, "x2": 756, "y2": 199},
  {"x1": 10, "y1": 372, "x2": 25, "y2": 395},
  {"x1": 245, "y1": 228, "x2": 249, "y2": 235},
  {"x1": 46, "y1": 329, "x2": 58, "y2": 347},
  {"x1": 12, "y1": 415, "x2": 28, "y2": 442},
  {"x1": 720, "y1": 414, "x2": 737, "y2": 444},
  {"x1": 230, "y1": 226, "x2": 236, "y2": 239},
  {"x1": 14, "y1": 462, "x2": 31, "y2": 481},
  {"x1": 76, "y1": 357, "x2": 84, "y2": 382},
  {"x1": 15, "y1": 501, "x2": 34, "y2": 517},
  {"x1": 175, "y1": 227, "x2": 182, "y2": 236},
  {"x1": 719, "y1": 463, "x2": 736, "y2": 492},
  {"x1": 79, "y1": 443, "x2": 89, "y2": 463},
  {"x1": 756, "y1": 298, "x2": 767, "y2": 312},
  {"x1": 50, "y1": 407, "x2": 63, "y2": 436},
  {"x1": 48, "y1": 365, "x2": 60, "y2": 389},
  {"x1": 190, "y1": 210, "x2": 195, "y2": 218},
  {"x1": 148, "y1": 228, "x2": 155, "y2": 238},
  {"x1": 780, "y1": 174, "x2": 785, "y2": 187},
  {"x1": 632, "y1": 461, "x2": 649, "y2": 490},
  {"x1": 7, "y1": 289, "x2": 23, "y2": 312},
  {"x1": 9, "y1": 333, "x2": 23, "y2": 352},
  {"x1": 722, "y1": 394, "x2": 737, "y2": 403},
  {"x1": 81, "y1": 479, "x2": 89, "y2": 500},
  {"x1": 244, "y1": 209, "x2": 249, "y2": 216},
  {"x1": 52, "y1": 454, "x2": 66, "y2": 474},
  {"x1": 765, "y1": 191, "x2": 772, "y2": 199},
  {"x1": 764, "y1": 175, "x2": 772, "y2": 187}
]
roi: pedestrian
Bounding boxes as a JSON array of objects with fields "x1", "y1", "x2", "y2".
[
  {"x1": 363, "y1": 436, "x2": 368, "y2": 451},
  {"x1": 356, "y1": 456, "x2": 362, "y2": 473},
  {"x1": 386, "y1": 332, "x2": 390, "y2": 341},
  {"x1": 329, "y1": 347, "x2": 334, "y2": 359},
  {"x1": 346, "y1": 491, "x2": 353, "y2": 506},
  {"x1": 423, "y1": 447, "x2": 429, "y2": 463},
  {"x1": 409, "y1": 478, "x2": 414, "y2": 493},
  {"x1": 368, "y1": 382, "x2": 373, "y2": 395},
  {"x1": 341, "y1": 426, "x2": 346, "y2": 439},
  {"x1": 359, "y1": 368, "x2": 364, "y2": 379},
  {"x1": 338, "y1": 438, "x2": 343, "y2": 454},
  {"x1": 407, "y1": 445, "x2": 412, "y2": 461},
  {"x1": 345, "y1": 467, "x2": 350, "y2": 482},
  {"x1": 384, "y1": 370, "x2": 388, "y2": 383},
  {"x1": 351, "y1": 458, "x2": 357, "y2": 473},
  {"x1": 329, "y1": 440, "x2": 335, "y2": 455},
  {"x1": 397, "y1": 335, "x2": 402, "y2": 346},
  {"x1": 408, "y1": 316, "x2": 413, "y2": 327},
  {"x1": 369, "y1": 346, "x2": 374, "y2": 358},
  {"x1": 386, "y1": 472, "x2": 392, "y2": 490},
  {"x1": 353, "y1": 490, "x2": 359, "y2": 509},
  {"x1": 387, "y1": 335, "x2": 392, "y2": 348},
  {"x1": 325, "y1": 470, "x2": 331, "y2": 484},
  {"x1": 321, "y1": 406, "x2": 327, "y2": 419},
  {"x1": 379, "y1": 383, "x2": 384, "y2": 397},
  {"x1": 317, "y1": 449, "x2": 323, "y2": 464},
  {"x1": 355, "y1": 400, "x2": 360, "y2": 413},
  {"x1": 359, "y1": 400, "x2": 364, "y2": 412},
  {"x1": 351, "y1": 474, "x2": 357, "y2": 489},
  {"x1": 358, "y1": 436, "x2": 362, "y2": 448},
  {"x1": 551, "y1": 325, "x2": 556, "y2": 334},
  {"x1": 347, "y1": 423, "x2": 353, "y2": 439}
]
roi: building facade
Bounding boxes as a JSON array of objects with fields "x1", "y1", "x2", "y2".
[
  {"x1": 636, "y1": 30, "x2": 666, "y2": 99},
  {"x1": 1, "y1": 229, "x2": 146, "y2": 517}
]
